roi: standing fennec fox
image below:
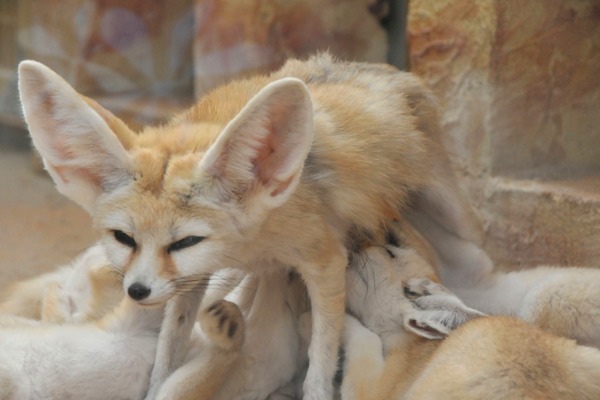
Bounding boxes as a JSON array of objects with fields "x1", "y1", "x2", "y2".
[{"x1": 18, "y1": 54, "x2": 485, "y2": 398}]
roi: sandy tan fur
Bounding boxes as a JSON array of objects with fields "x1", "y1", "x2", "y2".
[
  {"x1": 403, "y1": 317, "x2": 600, "y2": 400},
  {"x1": 346, "y1": 315, "x2": 600, "y2": 400}
]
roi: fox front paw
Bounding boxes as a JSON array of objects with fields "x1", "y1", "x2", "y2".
[{"x1": 200, "y1": 300, "x2": 245, "y2": 351}]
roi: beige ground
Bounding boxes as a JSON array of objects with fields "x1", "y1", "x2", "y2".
[{"x1": 0, "y1": 126, "x2": 98, "y2": 293}]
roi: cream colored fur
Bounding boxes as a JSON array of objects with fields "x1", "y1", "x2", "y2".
[
  {"x1": 406, "y1": 204, "x2": 600, "y2": 348},
  {"x1": 154, "y1": 269, "x2": 310, "y2": 400},
  {"x1": 210, "y1": 270, "x2": 309, "y2": 400},
  {"x1": 0, "y1": 247, "x2": 246, "y2": 400},
  {"x1": 18, "y1": 54, "x2": 485, "y2": 399},
  {"x1": 423, "y1": 218, "x2": 600, "y2": 348},
  {"x1": 395, "y1": 214, "x2": 600, "y2": 348},
  {"x1": 0, "y1": 249, "x2": 308, "y2": 400},
  {"x1": 0, "y1": 297, "x2": 161, "y2": 400},
  {"x1": 342, "y1": 242, "x2": 600, "y2": 400},
  {"x1": 0, "y1": 245, "x2": 120, "y2": 321},
  {"x1": 446, "y1": 265, "x2": 600, "y2": 348},
  {"x1": 3, "y1": 230, "x2": 600, "y2": 399},
  {"x1": 0, "y1": 246, "x2": 119, "y2": 324},
  {"x1": 0, "y1": 292, "x2": 245, "y2": 400}
]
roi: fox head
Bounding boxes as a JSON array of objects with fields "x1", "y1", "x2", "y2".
[{"x1": 18, "y1": 61, "x2": 314, "y2": 305}]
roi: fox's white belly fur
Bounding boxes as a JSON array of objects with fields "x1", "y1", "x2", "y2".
[{"x1": 0, "y1": 325, "x2": 156, "y2": 400}]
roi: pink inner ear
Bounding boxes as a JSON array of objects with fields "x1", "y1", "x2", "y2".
[
  {"x1": 252, "y1": 106, "x2": 297, "y2": 185},
  {"x1": 38, "y1": 91, "x2": 67, "y2": 155},
  {"x1": 34, "y1": 88, "x2": 83, "y2": 162},
  {"x1": 253, "y1": 131, "x2": 276, "y2": 183},
  {"x1": 53, "y1": 165, "x2": 103, "y2": 190},
  {"x1": 208, "y1": 78, "x2": 311, "y2": 203}
]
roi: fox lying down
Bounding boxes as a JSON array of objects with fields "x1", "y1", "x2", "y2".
[
  {"x1": 341, "y1": 241, "x2": 600, "y2": 400},
  {"x1": 1, "y1": 219, "x2": 600, "y2": 398},
  {"x1": 0, "y1": 247, "x2": 247, "y2": 400},
  {"x1": 18, "y1": 54, "x2": 486, "y2": 398}
]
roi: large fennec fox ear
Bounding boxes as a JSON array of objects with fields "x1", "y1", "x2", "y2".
[
  {"x1": 18, "y1": 61, "x2": 135, "y2": 213},
  {"x1": 200, "y1": 78, "x2": 314, "y2": 209}
]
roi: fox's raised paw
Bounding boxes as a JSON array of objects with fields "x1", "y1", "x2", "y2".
[{"x1": 200, "y1": 300, "x2": 245, "y2": 351}]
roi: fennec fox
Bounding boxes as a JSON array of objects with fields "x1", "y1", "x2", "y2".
[
  {"x1": 18, "y1": 54, "x2": 485, "y2": 398},
  {"x1": 342, "y1": 244, "x2": 600, "y2": 400}
]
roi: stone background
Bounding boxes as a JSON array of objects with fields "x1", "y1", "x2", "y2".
[{"x1": 408, "y1": 0, "x2": 600, "y2": 269}]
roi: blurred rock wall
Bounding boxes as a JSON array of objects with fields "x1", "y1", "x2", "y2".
[
  {"x1": 408, "y1": 0, "x2": 600, "y2": 269},
  {"x1": 1, "y1": 0, "x2": 389, "y2": 127},
  {"x1": 193, "y1": 0, "x2": 388, "y2": 96}
]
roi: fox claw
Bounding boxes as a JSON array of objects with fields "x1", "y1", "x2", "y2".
[{"x1": 200, "y1": 300, "x2": 245, "y2": 351}]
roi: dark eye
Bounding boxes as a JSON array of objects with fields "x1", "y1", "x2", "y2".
[
  {"x1": 167, "y1": 236, "x2": 205, "y2": 253},
  {"x1": 112, "y1": 230, "x2": 137, "y2": 249}
]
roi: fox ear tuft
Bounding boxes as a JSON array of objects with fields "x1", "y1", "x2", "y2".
[
  {"x1": 200, "y1": 77, "x2": 314, "y2": 208},
  {"x1": 18, "y1": 61, "x2": 134, "y2": 213}
]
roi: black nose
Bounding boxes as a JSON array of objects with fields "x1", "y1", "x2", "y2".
[{"x1": 128, "y1": 283, "x2": 151, "y2": 300}]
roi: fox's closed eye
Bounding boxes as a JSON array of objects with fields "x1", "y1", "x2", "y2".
[
  {"x1": 167, "y1": 236, "x2": 205, "y2": 253},
  {"x1": 112, "y1": 230, "x2": 137, "y2": 249}
]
